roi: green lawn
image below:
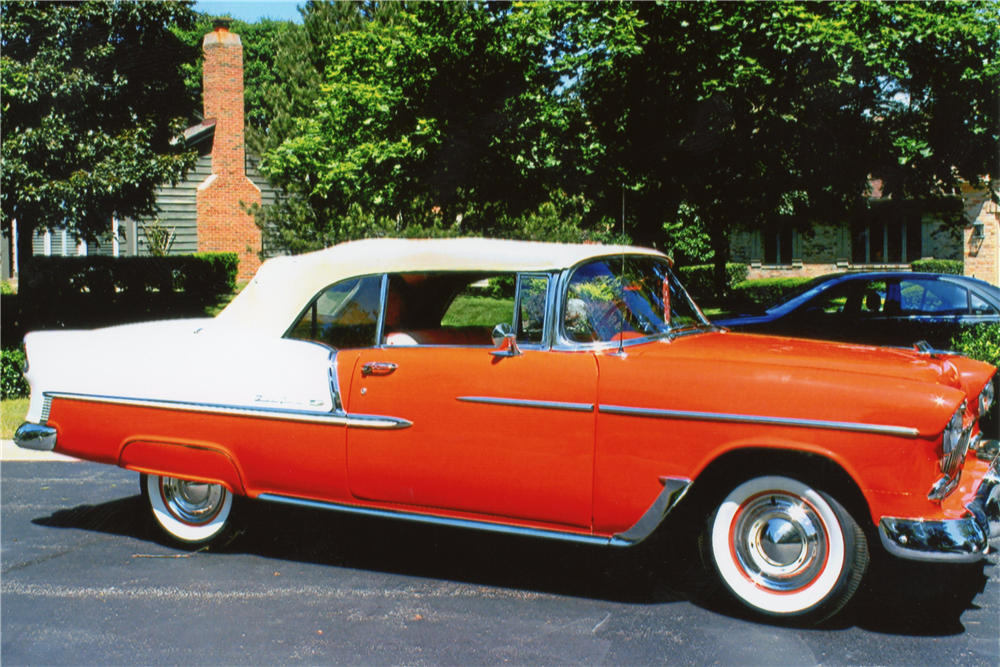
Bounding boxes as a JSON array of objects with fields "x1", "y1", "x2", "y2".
[
  {"x1": 1, "y1": 397, "x2": 29, "y2": 440},
  {"x1": 441, "y1": 295, "x2": 514, "y2": 328}
]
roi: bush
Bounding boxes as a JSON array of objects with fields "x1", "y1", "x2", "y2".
[
  {"x1": 730, "y1": 277, "x2": 815, "y2": 309},
  {"x1": 0, "y1": 281, "x2": 15, "y2": 295},
  {"x1": 27, "y1": 254, "x2": 239, "y2": 298},
  {"x1": 910, "y1": 259, "x2": 963, "y2": 275},
  {"x1": 952, "y1": 323, "x2": 1000, "y2": 369},
  {"x1": 676, "y1": 263, "x2": 750, "y2": 300},
  {"x1": 1, "y1": 347, "x2": 28, "y2": 400},
  {"x1": 185, "y1": 253, "x2": 240, "y2": 296},
  {"x1": 953, "y1": 323, "x2": 1000, "y2": 430}
]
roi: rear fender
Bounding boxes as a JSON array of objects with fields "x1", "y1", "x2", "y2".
[{"x1": 119, "y1": 440, "x2": 246, "y2": 495}]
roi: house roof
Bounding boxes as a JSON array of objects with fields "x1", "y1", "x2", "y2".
[
  {"x1": 182, "y1": 118, "x2": 216, "y2": 147},
  {"x1": 209, "y1": 237, "x2": 667, "y2": 337}
]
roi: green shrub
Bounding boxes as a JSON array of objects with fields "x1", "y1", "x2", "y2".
[
  {"x1": 28, "y1": 254, "x2": 239, "y2": 298},
  {"x1": 486, "y1": 275, "x2": 517, "y2": 299},
  {"x1": 185, "y1": 253, "x2": 240, "y2": 296},
  {"x1": 1, "y1": 347, "x2": 28, "y2": 400},
  {"x1": 952, "y1": 323, "x2": 1000, "y2": 369},
  {"x1": 676, "y1": 263, "x2": 750, "y2": 300},
  {"x1": 953, "y1": 323, "x2": 1000, "y2": 429},
  {"x1": 910, "y1": 259, "x2": 963, "y2": 275},
  {"x1": 0, "y1": 281, "x2": 15, "y2": 295},
  {"x1": 730, "y1": 277, "x2": 815, "y2": 309}
]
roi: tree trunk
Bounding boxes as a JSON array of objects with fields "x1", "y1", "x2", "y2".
[
  {"x1": 709, "y1": 223, "x2": 731, "y2": 301},
  {"x1": 15, "y1": 219, "x2": 36, "y2": 297}
]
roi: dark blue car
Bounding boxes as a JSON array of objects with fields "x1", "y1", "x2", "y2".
[{"x1": 715, "y1": 272, "x2": 1000, "y2": 350}]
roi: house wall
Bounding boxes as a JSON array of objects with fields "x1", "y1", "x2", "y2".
[
  {"x1": 731, "y1": 190, "x2": 995, "y2": 285},
  {"x1": 28, "y1": 151, "x2": 275, "y2": 261},
  {"x1": 962, "y1": 183, "x2": 999, "y2": 285}
]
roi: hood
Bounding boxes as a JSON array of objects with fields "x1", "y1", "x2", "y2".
[
  {"x1": 654, "y1": 331, "x2": 963, "y2": 389},
  {"x1": 608, "y1": 331, "x2": 979, "y2": 438}
]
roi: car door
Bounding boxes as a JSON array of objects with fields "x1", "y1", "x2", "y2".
[{"x1": 345, "y1": 273, "x2": 598, "y2": 529}]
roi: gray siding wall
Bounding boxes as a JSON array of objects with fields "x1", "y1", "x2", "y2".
[
  {"x1": 134, "y1": 153, "x2": 211, "y2": 255},
  {"x1": 31, "y1": 144, "x2": 278, "y2": 259}
]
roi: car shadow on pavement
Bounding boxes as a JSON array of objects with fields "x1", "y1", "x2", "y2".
[{"x1": 32, "y1": 494, "x2": 992, "y2": 636}]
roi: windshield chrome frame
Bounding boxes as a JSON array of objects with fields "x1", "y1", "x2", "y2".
[{"x1": 551, "y1": 254, "x2": 716, "y2": 352}]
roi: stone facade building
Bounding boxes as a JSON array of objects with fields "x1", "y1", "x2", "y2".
[{"x1": 730, "y1": 181, "x2": 999, "y2": 286}]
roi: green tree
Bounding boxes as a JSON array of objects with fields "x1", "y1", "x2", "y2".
[
  {"x1": 255, "y1": 2, "x2": 593, "y2": 254},
  {"x1": 1, "y1": 1, "x2": 200, "y2": 289},
  {"x1": 570, "y1": 1, "x2": 999, "y2": 291}
]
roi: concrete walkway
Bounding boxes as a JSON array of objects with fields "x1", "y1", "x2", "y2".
[{"x1": 1, "y1": 439, "x2": 78, "y2": 462}]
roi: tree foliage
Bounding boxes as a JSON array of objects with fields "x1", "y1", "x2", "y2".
[
  {"x1": 569, "y1": 1, "x2": 999, "y2": 288},
  {"x1": 255, "y1": 1, "x2": 595, "y2": 253},
  {"x1": 1, "y1": 1, "x2": 200, "y2": 285}
]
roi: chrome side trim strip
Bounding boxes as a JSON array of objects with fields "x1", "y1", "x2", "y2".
[
  {"x1": 14, "y1": 423, "x2": 58, "y2": 451},
  {"x1": 257, "y1": 493, "x2": 616, "y2": 546},
  {"x1": 43, "y1": 392, "x2": 412, "y2": 430},
  {"x1": 456, "y1": 396, "x2": 595, "y2": 413},
  {"x1": 599, "y1": 404, "x2": 920, "y2": 439},
  {"x1": 612, "y1": 477, "x2": 691, "y2": 545}
]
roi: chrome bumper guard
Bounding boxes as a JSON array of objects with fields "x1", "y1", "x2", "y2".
[
  {"x1": 880, "y1": 445, "x2": 1000, "y2": 563},
  {"x1": 14, "y1": 422, "x2": 58, "y2": 452}
]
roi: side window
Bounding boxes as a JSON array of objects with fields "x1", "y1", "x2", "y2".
[
  {"x1": 852, "y1": 280, "x2": 887, "y2": 316},
  {"x1": 971, "y1": 292, "x2": 998, "y2": 316},
  {"x1": 384, "y1": 273, "x2": 514, "y2": 347},
  {"x1": 517, "y1": 275, "x2": 549, "y2": 345},
  {"x1": 287, "y1": 275, "x2": 382, "y2": 349},
  {"x1": 899, "y1": 280, "x2": 968, "y2": 315}
]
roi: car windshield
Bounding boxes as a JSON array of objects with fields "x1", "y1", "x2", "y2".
[{"x1": 564, "y1": 256, "x2": 710, "y2": 343}]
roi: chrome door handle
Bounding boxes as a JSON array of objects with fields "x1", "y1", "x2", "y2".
[{"x1": 361, "y1": 361, "x2": 398, "y2": 376}]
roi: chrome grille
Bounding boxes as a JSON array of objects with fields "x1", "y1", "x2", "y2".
[{"x1": 40, "y1": 395, "x2": 52, "y2": 424}]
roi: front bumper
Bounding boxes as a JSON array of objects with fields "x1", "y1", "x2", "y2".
[
  {"x1": 14, "y1": 422, "x2": 58, "y2": 452},
  {"x1": 879, "y1": 445, "x2": 1000, "y2": 563}
]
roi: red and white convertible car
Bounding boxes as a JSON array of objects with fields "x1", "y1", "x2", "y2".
[{"x1": 15, "y1": 238, "x2": 999, "y2": 624}]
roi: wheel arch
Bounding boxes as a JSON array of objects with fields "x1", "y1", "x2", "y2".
[
  {"x1": 119, "y1": 440, "x2": 246, "y2": 496},
  {"x1": 678, "y1": 446, "x2": 874, "y2": 533}
]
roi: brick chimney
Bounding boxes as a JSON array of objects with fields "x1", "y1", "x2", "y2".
[{"x1": 196, "y1": 18, "x2": 262, "y2": 282}]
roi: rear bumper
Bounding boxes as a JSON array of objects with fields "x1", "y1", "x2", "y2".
[
  {"x1": 14, "y1": 422, "x2": 57, "y2": 452},
  {"x1": 879, "y1": 446, "x2": 1000, "y2": 563}
]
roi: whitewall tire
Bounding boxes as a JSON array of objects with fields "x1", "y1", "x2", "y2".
[
  {"x1": 707, "y1": 475, "x2": 867, "y2": 622},
  {"x1": 143, "y1": 474, "x2": 234, "y2": 546}
]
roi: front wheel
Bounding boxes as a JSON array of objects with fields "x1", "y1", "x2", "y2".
[
  {"x1": 141, "y1": 473, "x2": 236, "y2": 547},
  {"x1": 705, "y1": 475, "x2": 867, "y2": 624}
]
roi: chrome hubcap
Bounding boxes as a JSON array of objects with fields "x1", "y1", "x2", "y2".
[
  {"x1": 732, "y1": 493, "x2": 827, "y2": 592},
  {"x1": 160, "y1": 477, "x2": 225, "y2": 525}
]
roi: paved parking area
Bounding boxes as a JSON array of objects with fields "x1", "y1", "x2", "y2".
[{"x1": 2, "y1": 460, "x2": 998, "y2": 666}]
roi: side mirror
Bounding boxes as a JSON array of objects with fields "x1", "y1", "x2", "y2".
[{"x1": 490, "y1": 323, "x2": 522, "y2": 357}]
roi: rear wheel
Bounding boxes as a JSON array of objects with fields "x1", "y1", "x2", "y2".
[
  {"x1": 705, "y1": 475, "x2": 867, "y2": 624},
  {"x1": 141, "y1": 473, "x2": 235, "y2": 547}
]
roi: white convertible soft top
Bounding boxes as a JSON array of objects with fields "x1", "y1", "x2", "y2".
[{"x1": 210, "y1": 237, "x2": 667, "y2": 337}]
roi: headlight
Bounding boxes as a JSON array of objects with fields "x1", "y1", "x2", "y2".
[
  {"x1": 940, "y1": 402, "x2": 972, "y2": 476},
  {"x1": 979, "y1": 381, "x2": 994, "y2": 416},
  {"x1": 942, "y1": 406, "x2": 964, "y2": 458}
]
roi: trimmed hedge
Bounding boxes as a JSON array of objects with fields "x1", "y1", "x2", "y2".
[
  {"x1": 676, "y1": 263, "x2": 750, "y2": 300},
  {"x1": 2, "y1": 253, "x2": 240, "y2": 348},
  {"x1": 910, "y1": 259, "x2": 963, "y2": 275},
  {"x1": 730, "y1": 277, "x2": 815, "y2": 309},
  {"x1": 26, "y1": 253, "x2": 239, "y2": 299},
  {"x1": 1, "y1": 347, "x2": 28, "y2": 400}
]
